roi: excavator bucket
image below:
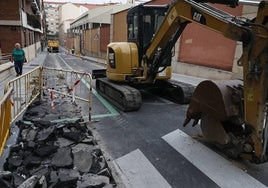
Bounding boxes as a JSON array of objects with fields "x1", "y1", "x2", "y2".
[{"x1": 183, "y1": 80, "x2": 243, "y2": 145}]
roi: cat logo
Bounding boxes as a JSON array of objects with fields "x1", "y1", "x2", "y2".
[
  {"x1": 191, "y1": 8, "x2": 206, "y2": 25},
  {"x1": 193, "y1": 12, "x2": 202, "y2": 22}
]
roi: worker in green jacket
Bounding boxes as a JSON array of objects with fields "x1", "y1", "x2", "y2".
[{"x1": 11, "y1": 43, "x2": 26, "y2": 76}]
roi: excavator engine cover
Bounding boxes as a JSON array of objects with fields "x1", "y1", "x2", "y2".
[{"x1": 183, "y1": 80, "x2": 243, "y2": 145}]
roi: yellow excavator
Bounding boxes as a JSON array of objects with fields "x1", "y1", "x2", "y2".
[
  {"x1": 95, "y1": 1, "x2": 196, "y2": 111},
  {"x1": 94, "y1": 0, "x2": 268, "y2": 164}
]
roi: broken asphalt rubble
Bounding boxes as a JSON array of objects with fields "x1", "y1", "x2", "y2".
[{"x1": 0, "y1": 94, "x2": 115, "y2": 188}]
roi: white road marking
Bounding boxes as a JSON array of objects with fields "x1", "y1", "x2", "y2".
[
  {"x1": 116, "y1": 149, "x2": 172, "y2": 188},
  {"x1": 162, "y1": 129, "x2": 267, "y2": 188}
]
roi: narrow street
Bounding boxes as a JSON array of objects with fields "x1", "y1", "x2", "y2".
[
  {"x1": 41, "y1": 50, "x2": 268, "y2": 188},
  {"x1": 1, "y1": 0, "x2": 267, "y2": 187}
]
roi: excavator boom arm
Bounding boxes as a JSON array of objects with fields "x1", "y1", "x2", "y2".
[
  {"x1": 145, "y1": 0, "x2": 250, "y2": 61},
  {"x1": 174, "y1": 0, "x2": 267, "y2": 163}
]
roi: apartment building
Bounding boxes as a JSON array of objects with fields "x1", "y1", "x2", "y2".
[
  {"x1": 0, "y1": 0, "x2": 45, "y2": 61},
  {"x1": 44, "y1": 2, "x2": 62, "y2": 39}
]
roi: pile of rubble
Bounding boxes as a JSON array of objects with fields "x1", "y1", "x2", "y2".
[{"x1": 0, "y1": 99, "x2": 115, "y2": 187}]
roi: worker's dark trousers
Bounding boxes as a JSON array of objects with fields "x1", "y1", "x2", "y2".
[{"x1": 14, "y1": 60, "x2": 24, "y2": 76}]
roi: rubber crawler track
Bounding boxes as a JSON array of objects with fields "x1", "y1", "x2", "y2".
[{"x1": 96, "y1": 78, "x2": 142, "y2": 112}]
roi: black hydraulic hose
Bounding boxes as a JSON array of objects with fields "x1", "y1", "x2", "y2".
[
  {"x1": 244, "y1": 21, "x2": 268, "y2": 75},
  {"x1": 153, "y1": 22, "x2": 189, "y2": 74},
  {"x1": 240, "y1": 26, "x2": 255, "y2": 74},
  {"x1": 246, "y1": 22, "x2": 268, "y2": 33}
]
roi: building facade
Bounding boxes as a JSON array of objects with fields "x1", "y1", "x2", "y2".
[
  {"x1": 108, "y1": 0, "x2": 260, "y2": 80},
  {"x1": 44, "y1": 2, "x2": 61, "y2": 39},
  {"x1": 58, "y1": 3, "x2": 89, "y2": 47},
  {"x1": 68, "y1": 0, "x2": 259, "y2": 80},
  {"x1": 69, "y1": 4, "x2": 131, "y2": 58},
  {"x1": 44, "y1": 1, "x2": 105, "y2": 47},
  {"x1": 0, "y1": 0, "x2": 45, "y2": 61}
]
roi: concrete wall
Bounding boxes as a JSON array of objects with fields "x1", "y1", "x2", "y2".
[{"x1": 24, "y1": 42, "x2": 41, "y2": 62}]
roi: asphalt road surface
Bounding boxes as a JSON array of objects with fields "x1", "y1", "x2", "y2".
[{"x1": 43, "y1": 50, "x2": 268, "y2": 188}]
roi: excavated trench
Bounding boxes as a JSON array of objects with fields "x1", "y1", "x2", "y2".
[{"x1": 0, "y1": 94, "x2": 116, "y2": 188}]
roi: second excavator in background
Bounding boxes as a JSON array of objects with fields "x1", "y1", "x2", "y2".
[{"x1": 47, "y1": 40, "x2": 59, "y2": 53}]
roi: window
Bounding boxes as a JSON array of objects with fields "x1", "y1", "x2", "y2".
[
  {"x1": 128, "y1": 15, "x2": 139, "y2": 40},
  {"x1": 21, "y1": 0, "x2": 24, "y2": 10}
]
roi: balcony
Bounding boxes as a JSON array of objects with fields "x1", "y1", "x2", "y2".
[{"x1": 27, "y1": 13, "x2": 41, "y2": 29}]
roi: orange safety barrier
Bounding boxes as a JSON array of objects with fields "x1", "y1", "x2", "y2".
[{"x1": 0, "y1": 87, "x2": 13, "y2": 155}]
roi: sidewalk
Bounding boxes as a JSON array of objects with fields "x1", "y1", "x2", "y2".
[
  {"x1": 0, "y1": 51, "x2": 47, "y2": 95},
  {"x1": 0, "y1": 63, "x2": 14, "y2": 84}
]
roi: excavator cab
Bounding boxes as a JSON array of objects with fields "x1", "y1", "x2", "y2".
[
  {"x1": 103, "y1": 4, "x2": 173, "y2": 83},
  {"x1": 127, "y1": 4, "x2": 169, "y2": 65}
]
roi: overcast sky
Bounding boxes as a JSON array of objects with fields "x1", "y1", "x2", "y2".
[{"x1": 43, "y1": 0, "x2": 131, "y2": 4}]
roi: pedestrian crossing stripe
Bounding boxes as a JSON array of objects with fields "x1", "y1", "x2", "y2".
[
  {"x1": 114, "y1": 130, "x2": 267, "y2": 188},
  {"x1": 162, "y1": 129, "x2": 267, "y2": 188},
  {"x1": 116, "y1": 149, "x2": 172, "y2": 188}
]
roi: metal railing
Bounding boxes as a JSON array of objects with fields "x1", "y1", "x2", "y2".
[
  {"x1": 0, "y1": 66, "x2": 93, "y2": 155},
  {"x1": 40, "y1": 66, "x2": 93, "y2": 121},
  {"x1": 0, "y1": 53, "x2": 12, "y2": 65},
  {"x1": 4, "y1": 67, "x2": 42, "y2": 123}
]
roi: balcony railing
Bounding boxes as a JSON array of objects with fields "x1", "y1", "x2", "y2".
[
  {"x1": 0, "y1": 54, "x2": 12, "y2": 65},
  {"x1": 27, "y1": 13, "x2": 41, "y2": 29}
]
